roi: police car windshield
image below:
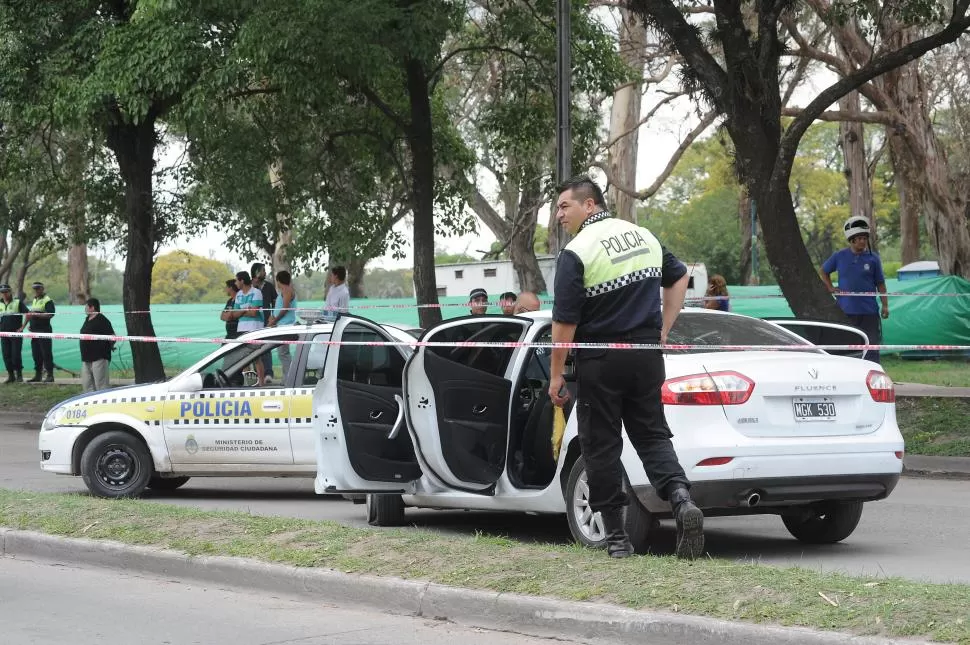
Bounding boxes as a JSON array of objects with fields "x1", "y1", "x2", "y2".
[{"x1": 665, "y1": 312, "x2": 821, "y2": 355}]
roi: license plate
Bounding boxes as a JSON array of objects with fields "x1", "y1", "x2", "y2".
[{"x1": 793, "y1": 397, "x2": 836, "y2": 421}]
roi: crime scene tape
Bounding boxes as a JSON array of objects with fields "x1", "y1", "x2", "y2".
[
  {"x1": 1, "y1": 330, "x2": 968, "y2": 353},
  {"x1": 1, "y1": 288, "x2": 968, "y2": 317}
]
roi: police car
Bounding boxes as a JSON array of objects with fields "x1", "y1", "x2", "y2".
[
  {"x1": 38, "y1": 322, "x2": 419, "y2": 498},
  {"x1": 313, "y1": 310, "x2": 904, "y2": 550}
]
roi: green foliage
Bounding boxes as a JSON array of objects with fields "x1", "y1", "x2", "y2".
[
  {"x1": 150, "y1": 251, "x2": 234, "y2": 304},
  {"x1": 19, "y1": 253, "x2": 125, "y2": 305}
]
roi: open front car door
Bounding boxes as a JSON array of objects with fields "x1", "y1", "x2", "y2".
[
  {"x1": 313, "y1": 316, "x2": 421, "y2": 494},
  {"x1": 403, "y1": 316, "x2": 532, "y2": 493}
]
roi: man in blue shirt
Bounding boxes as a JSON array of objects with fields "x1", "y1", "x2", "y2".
[{"x1": 819, "y1": 216, "x2": 890, "y2": 363}]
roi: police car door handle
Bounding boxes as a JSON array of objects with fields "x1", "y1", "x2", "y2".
[
  {"x1": 388, "y1": 395, "x2": 405, "y2": 440},
  {"x1": 263, "y1": 401, "x2": 283, "y2": 412},
  {"x1": 472, "y1": 404, "x2": 487, "y2": 416}
]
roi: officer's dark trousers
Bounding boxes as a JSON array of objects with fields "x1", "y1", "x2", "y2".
[
  {"x1": 1, "y1": 336, "x2": 22, "y2": 372},
  {"x1": 576, "y1": 348, "x2": 690, "y2": 514},
  {"x1": 31, "y1": 338, "x2": 53, "y2": 374},
  {"x1": 846, "y1": 314, "x2": 882, "y2": 364}
]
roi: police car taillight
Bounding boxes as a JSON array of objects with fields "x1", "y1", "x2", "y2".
[
  {"x1": 661, "y1": 371, "x2": 754, "y2": 405},
  {"x1": 866, "y1": 370, "x2": 895, "y2": 403}
]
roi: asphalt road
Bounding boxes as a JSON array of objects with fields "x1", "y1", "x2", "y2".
[
  {"x1": 4, "y1": 417, "x2": 968, "y2": 585},
  {"x1": 0, "y1": 556, "x2": 583, "y2": 645}
]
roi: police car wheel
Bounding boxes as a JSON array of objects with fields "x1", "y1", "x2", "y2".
[
  {"x1": 782, "y1": 501, "x2": 864, "y2": 544},
  {"x1": 80, "y1": 431, "x2": 153, "y2": 499},
  {"x1": 366, "y1": 494, "x2": 406, "y2": 526},
  {"x1": 565, "y1": 456, "x2": 656, "y2": 554},
  {"x1": 147, "y1": 475, "x2": 191, "y2": 492}
]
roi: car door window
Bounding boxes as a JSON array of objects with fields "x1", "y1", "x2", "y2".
[
  {"x1": 338, "y1": 324, "x2": 406, "y2": 387},
  {"x1": 425, "y1": 321, "x2": 524, "y2": 377},
  {"x1": 197, "y1": 334, "x2": 298, "y2": 388},
  {"x1": 303, "y1": 333, "x2": 331, "y2": 386}
]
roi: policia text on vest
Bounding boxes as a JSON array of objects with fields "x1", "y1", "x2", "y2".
[
  {"x1": 25, "y1": 282, "x2": 56, "y2": 383},
  {"x1": 0, "y1": 284, "x2": 28, "y2": 383},
  {"x1": 548, "y1": 176, "x2": 705, "y2": 562}
]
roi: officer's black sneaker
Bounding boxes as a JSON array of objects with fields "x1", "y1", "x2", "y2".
[
  {"x1": 15, "y1": 370, "x2": 22, "y2": 382},
  {"x1": 43, "y1": 371, "x2": 54, "y2": 383},
  {"x1": 601, "y1": 508, "x2": 634, "y2": 559},
  {"x1": 669, "y1": 486, "x2": 704, "y2": 560},
  {"x1": 4, "y1": 371, "x2": 14, "y2": 384},
  {"x1": 27, "y1": 372, "x2": 42, "y2": 383}
]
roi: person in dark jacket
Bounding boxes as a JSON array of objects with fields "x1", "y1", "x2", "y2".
[
  {"x1": 221, "y1": 279, "x2": 240, "y2": 339},
  {"x1": 79, "y1": 298, "x2": 115, "y2": 392},
  {"x1": 0, "y1": 284, "x2": 28, "y2": 383}
]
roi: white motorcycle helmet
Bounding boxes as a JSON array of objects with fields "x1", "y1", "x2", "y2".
[{"x1": 843, "y1": 215, "x2": 871, "y2": 241}]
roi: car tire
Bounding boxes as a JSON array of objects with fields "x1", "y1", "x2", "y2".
[
  {"x1": 565, "y1": 456, "x2": 655, "y2": 554},
  {"x1": 147, "y1": 475, "x2": 191, "y2": 492},
  {"x1": 342, "y1": 494, "x2": 367, "y2": 504},
  {"x1": 366, "y1": 494, "x2": 406, "y2": 526},
  {"x1": 80, "y1": 431, "x2": 154, "y2": 499},
  {"x1": 782, "y1": 501, "x2": 864, "y2": 544}
]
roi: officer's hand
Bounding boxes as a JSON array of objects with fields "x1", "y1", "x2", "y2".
[
  {"x1": 549, "y1": 374, "x2": 570, "y2": 407},
  {"x1": 882, "y1": 308, "x2": 890, "y2": 320}
]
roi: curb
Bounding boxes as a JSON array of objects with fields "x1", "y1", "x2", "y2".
[{"x1": 0, "y1": 528, "x2": 928, "y2": 645}]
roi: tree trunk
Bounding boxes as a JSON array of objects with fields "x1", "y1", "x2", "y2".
[
  {"x1": 65, "y1": 137, "x2": 90, "y2": 304},
  {"x1": 346, "y1": 256, "x2": 367, "y2": 298},
  {"x1": 405, "y1": 58, "x2": 442, "y2": 329},
  {"x1": 738, "y1": 190, "x2": 753, "y2": 285},
  {"x1": 546, "y1": 204, "x2": 567, "y2": 255},
  {"x1": 839, "y1": 90, "x2": 876, "y2": 249},
  {"x1": 106, "y1": 118, "x2": 165, "y2": 383},
  {"x1": 508, "y1": 178, "x2": 547, "y2": 293},
  {"x1": 67, "y1": 243, "x2": 90, "y2": 303},
  {"x1": 15, "y1": 240, "x2": 35, "y2": 297},
  {"x1": 606, "y1": 8, "x2": 647, "y2": 222},
  {"x1": 892, "y1": 151, "x2": 922, "y2": 265},
  {"x1": 267, "y1": 159, "x2": 293, "y2": 274}
]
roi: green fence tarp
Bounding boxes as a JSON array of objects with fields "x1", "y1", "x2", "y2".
[{"x1": 14, "y1": 275, "x2": 970, "y2": 375}]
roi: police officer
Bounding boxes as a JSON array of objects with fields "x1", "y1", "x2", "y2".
[
  {"x1": 548, "y1": 176, "x2": 703, "y2": 560},
  {"x1": 0, "y1": 284, "x2": 27, "y2": 383},
  {"x1": 23, "y1": 281, "x2": 55, "y2": 382}
]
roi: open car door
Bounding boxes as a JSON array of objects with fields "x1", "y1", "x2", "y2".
[
  {"x1": 313, "y1": 316, "x2": 421, "y2": 494},
  {"x1": 404, "y1": 316, "x2": 533, "y2": 493},
  {"x1": 766, "y1": 319, "x2": 870, "y2": 360}
]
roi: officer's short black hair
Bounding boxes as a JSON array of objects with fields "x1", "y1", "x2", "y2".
[
  {"x1": 276, "y1": 270, "x2": 291, "y2": 285},
  {"x1": 236, "y1": 271, "x2": 252, "y2": 286},
  {"x1": 251, "y1": 262, "x2": 265, "y2": 278},
  {"x1": 85, "y1": 298, "x2": 101, "y2": 312},
  {"x1": 557, "y1": 175, "x2": 606, "y2": 209},
  {"x1": 499, "y1": 291, "x2": 516, "y2": 302},
  {"x1": 225, "y1": 279, "x2": 239, "y2": 292},
  {"x1": 330, "y1": 266, "x2": 346, "y2": 281}
]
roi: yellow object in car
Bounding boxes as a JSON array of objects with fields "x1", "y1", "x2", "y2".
[{"x1": 551, "y1": 404, "x2": 566, "y2": 461}]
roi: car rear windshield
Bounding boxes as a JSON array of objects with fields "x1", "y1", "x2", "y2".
[{"x1": 665, "y1": 312, "x2": 821, "y2": 355}]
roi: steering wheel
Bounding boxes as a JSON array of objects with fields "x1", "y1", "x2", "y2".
[{"x1": 213, "y1": 369, "x2": 230, "y2": 388}]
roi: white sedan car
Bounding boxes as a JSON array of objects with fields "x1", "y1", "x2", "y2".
[{"x1": 314, "y1": 309, "x2": 904, "y2": 551}]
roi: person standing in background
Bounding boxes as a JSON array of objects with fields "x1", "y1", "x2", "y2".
[
  {"x1": 0, "y1": 284, "x2": 27, "y2": 383},
  {"x1": 24, "y1": 281, "x2": 55, "y2": 383},
  {"x1": 252, "y1": 263, "x2": 278, "y2": 383},
  {"x1": 231, "y1": 271, "x2": 265, "y2": 386},
  {"x1": 221, "y1": 279, "x2": 240, "y2": 339},
  {"x1": 79, "y1": 298, "x2": 115, "y2": 392},
  {"x1": 704, "y1": 275, "x2": 730, "y2": 312},
  {"x1": 321, "y1": 266, "x2": 350, "y2": 323},
  {"x1": 267, "y1": 270, "x2": 298, "y2": 379}
]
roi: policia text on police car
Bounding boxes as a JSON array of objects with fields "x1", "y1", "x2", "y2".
[{"x1": 547, "y1": 176, "x2": 704, "y2": 561}]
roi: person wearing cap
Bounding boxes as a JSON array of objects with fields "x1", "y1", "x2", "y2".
[
  {"x1": 79, "y1": 298, "x2": 115, "y2": 392},
  {"x1": 819, "y1": 216, "x2": 889, "y2": 364},
  {"x1": 0, "y1": 284, "x2": 28, "y2": 383},
  {"x1": 468, "y1": 288, "x2": 488, "y2": 315},
  {"x1": 23, "y1": 281, "x2": 55, "y2": 382}
]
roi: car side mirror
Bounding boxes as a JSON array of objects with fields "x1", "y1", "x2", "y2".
[{"x1": 170, "y1": 372, "x2": 203, "y2": 393}]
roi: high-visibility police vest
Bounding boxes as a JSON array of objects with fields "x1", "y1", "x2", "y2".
[
  {"x1": 557, "y1": 212, "x2": 672, "y2": 340},
  {"x1": 1, "y1": 298, "x2": 21, "y2": 314},
  {"x1": 0, "y1": 298, "x2": 22, "y2": 330},
  {"x1": 29, "y1": 295, "x2": 54, "y2": 330}
]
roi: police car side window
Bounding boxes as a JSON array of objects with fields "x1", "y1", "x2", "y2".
[
  {"x1": 303, "y1": 334, "x2": 331, "y2": 386},
  {"x1": 427, "y1": 321, "x2": 524, "y2": 378}
]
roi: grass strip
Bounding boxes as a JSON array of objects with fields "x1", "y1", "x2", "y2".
[
  {"x1": 1, "y1": 489, "x2": 968, "y2": 643},
  {"x1": 897, "y1": 397, "x2": 970, "y2": 457}
]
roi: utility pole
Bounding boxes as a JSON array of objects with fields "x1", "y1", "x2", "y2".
[{"x1": 553, "y1": 0, "x2": 571, "y2": 254}]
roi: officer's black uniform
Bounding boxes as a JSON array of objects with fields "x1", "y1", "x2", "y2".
[
  {"x1": 553, "y1": 210, "x2": 704, "y2": 560},
  {"x1": 0, "y1": 284, "x2": 27, "y2": 382},
  {"x1": 27, "y1": 282, "x2": 56, "y2": 382}
]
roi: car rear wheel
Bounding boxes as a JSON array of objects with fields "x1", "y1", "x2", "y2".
[
  {"x1": 366, "y1": 494, "x2": 406, "y2": 526},
  {"x1": 147, "y1": 475, "x2": 191, "y2": 492},
  {"x1": 565, "y1": 456, "x2": 656, "y2": 554},
  {"x1": 80, "y1": 431, "x2": 153, "y2": 499},
  {"x1": 782, "y1": 501, "x2": 864, "y2": 544}
]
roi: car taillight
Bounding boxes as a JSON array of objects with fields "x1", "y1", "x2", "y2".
[
  {"x1": 867, "y1": 370, "x2": 895, "y2": 403},
  {"x1": 662, "y1": 371, "x2": 754, "y2": 405}
]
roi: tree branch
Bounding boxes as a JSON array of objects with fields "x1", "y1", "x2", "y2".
[
  {"x1": 781, "y1": 107, "x2": 899, "y2": 126},
  {"x1": 355, "y1": 84, "x2": 409, "y2": 132},
  {"x1": 778, "y1": 2, "x2": 970, "y2": 180},
  {"x1": 595, "y1": 109, "x2": 718, "y2": 200},
  {"x1": 629, "y1": 0, "x2": 729, "y2": 105},
  {"x1": 598, "y1": 92, "x2": 684, "y2": 152}
]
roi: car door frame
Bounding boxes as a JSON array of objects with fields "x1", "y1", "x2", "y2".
[
  {"x1": 402, "y1": 315, "x2": 534, "y2": 494},
  {"x1": 313, "y1": 315, "x2": 418, "y2": 495},
  {"x1": 765, "y1": 319, "x2": 871, "y2": 360}
]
